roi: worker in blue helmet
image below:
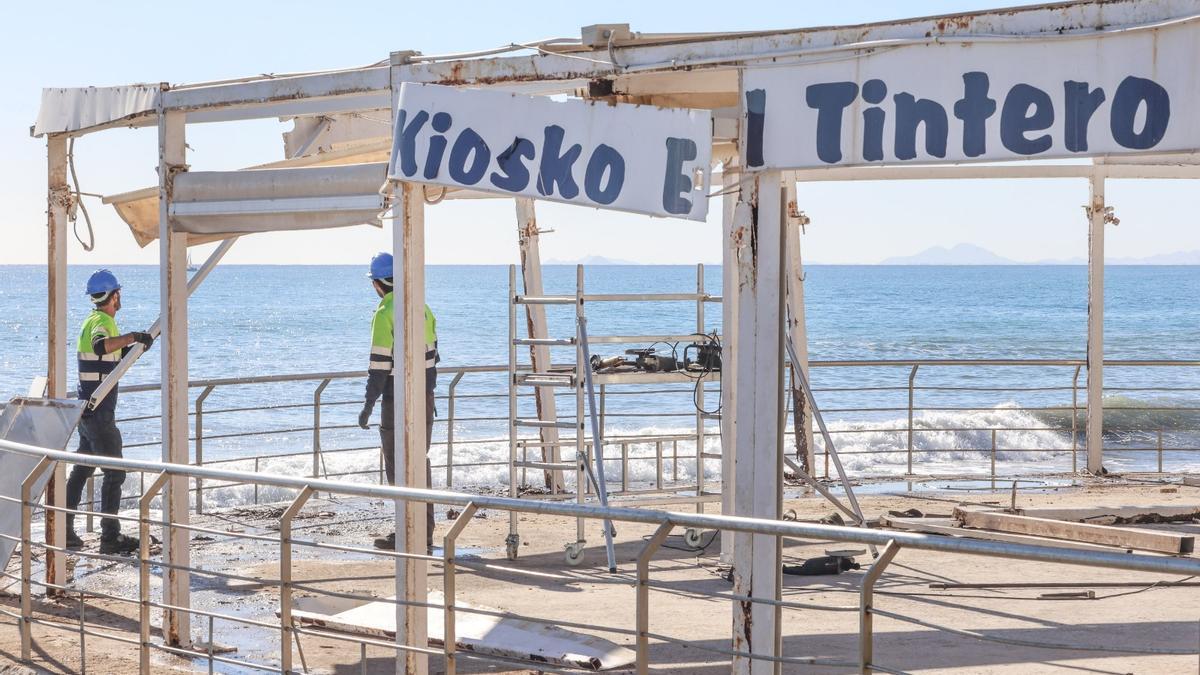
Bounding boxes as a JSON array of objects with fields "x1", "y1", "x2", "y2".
[
  {"x1": 64, "y1": 270, "x2": 155, "y2": 555},
  {"x1": 358, "y1": 252, "x2": 439, "y2": 551}
]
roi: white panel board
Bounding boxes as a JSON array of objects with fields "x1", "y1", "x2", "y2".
[
  {"x1": 0, "y1": 398, "x2": 85, "y2": 573},
  {"x1": 291, "y1": 592, "x2": 635, "y2": 671},
  {"x1": 743, "y1": 20, "x2": 1200, "y2": 169},
  {"x1": 389, "y1": 83, "x2": 712, "y2": 221}
]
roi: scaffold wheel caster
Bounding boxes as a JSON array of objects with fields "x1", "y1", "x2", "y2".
[
  {"x1": 505, "y1": 534, "x2": 520, "y2": 561},
  {"x1": 684, "y1": 528, "x2": 703, "y2": 548},
  {"x1": 564, "y1": 542, "x2": 586, "y2": 567}
]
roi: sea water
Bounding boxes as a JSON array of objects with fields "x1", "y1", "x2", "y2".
[{"x1": 2, "y1": 264, "x2": 1199, "y2": 506}]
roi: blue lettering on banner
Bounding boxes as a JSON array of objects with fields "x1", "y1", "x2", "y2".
[
  {"x1": 805, "y1": 82, "x2": 859, "y2": 164},
  {"x1": 861, "y1": 79, "x2": 888, "y2": 162},
  {"x1": 536, "y1": 125, "x2": 582, "y2": 199},
  {"x1": 662, "y1": 137, "x2": 697, "y2": 215},
  {"x1": 894, "y1": 93, "x2": 948, "y2": 160},
  {"x1": 1111, "y1": 76, "x2": 1170, "y2": 149},
  {"x1": 744, "y1": 89, "x2": 767, "y2": 168},
  {"x1": 447, "y1": 127, "x2": 490, "y2": 185},
  {"x1": 767, "y1": 72, "x2": 1174, "y2": 166},
  {"x1": 423, "y1": 112, "x2": 453, "y2": 180},
  {"x1": 1001, "y1": 83, "x2": 1055, "y2": 155},
  {"x1": 391, "y1": 99, "x2": 709, "y2": 216},
  {"x1": 393, "y1": 109, "x2": 429, "y2": 178},
  {"x1": 490, "y1": 137, "x2": 535, "y2": 192},
  {"x1": 1063, "y1": 82, "x2": 1106, "y2": 152},
  {"x1": 953, "y1": 72, "x2": 996, "y2": 158},
  {"x1": 584, "y1": 144, "x2": 625, "y2": 205}
]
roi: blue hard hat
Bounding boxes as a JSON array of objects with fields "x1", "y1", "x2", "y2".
[
  {"x1": 368, "y1": 252, "x2": 393, "y2": 280},
  {"x1": 85, "y1": 269, "x2": 121, "y2": 296}
]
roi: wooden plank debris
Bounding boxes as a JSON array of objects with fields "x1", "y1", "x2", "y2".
[
  {"x1": 953, "y1": 507, "x2": 1194, "y2": 555},
  {"x1": 880, "y1": 516, "x2": 1139, "y2": 554},
  {"x1": 1015, "y1": 505, "x2": 1200, "y2": 525}
]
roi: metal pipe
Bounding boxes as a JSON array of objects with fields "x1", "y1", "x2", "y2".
[
  {"x1": 636, "y1": 522, "x2": 674, "y2": 674},
  {"x1": 139, "y1": 472, "x2": 170, "y2": 674},
  {"x1": 8, "y1": 438, "x2": 1200, "y2": 576},
  {"x1": 907, "y1": 365, "x2": 918, "y2": 475},
  {"x1": 313, "y1": 379, "x2": 331, "y2": 482},
  {"x1": 446, "y1": 371, "x2": 465, "y2": 489},
  {"x1": 443, "y1": 502, "x2": 477, "y2": 675},
  {"x1": 21, "y1": 457, "x2": 54, "y2": 662},
  {"x1": 860, "y1": 540, "x2": 900, "y2": 674},
  {"x1": 279, "y1": 486, "x2": 315, "y2": 674},
  {"x1": 88, "y1": 236, "x2": 239, "y2": 410},
  {"x1": 195, "y1": 385, "x2": 215, "y2": 514}
]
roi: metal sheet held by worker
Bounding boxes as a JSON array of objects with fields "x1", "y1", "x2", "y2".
[
  {"x1": 389, "y1": 83, "x2": 712, "y2": 221},
  {"x1": 742, "y1": 19, "x2": 1200, "y2": 169},
  {"x1": 0, "y1": 398, "x2": 86, "y2": 573}
]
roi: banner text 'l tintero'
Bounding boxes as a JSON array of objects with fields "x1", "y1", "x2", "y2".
[
  {"x1": 742, "y1": 20, "x2": 1200, "y2": 169},
  {"x1": 389, "y1": 83, "x2": 713, "y2": 221}
]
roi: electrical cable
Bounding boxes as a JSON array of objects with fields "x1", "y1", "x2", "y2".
[
  {"x1": 66, "y1": 137, "x2": 95, "y2": 252},
  {"x1": 684, "y1": 332, "x2": 722, "y2": 417}
]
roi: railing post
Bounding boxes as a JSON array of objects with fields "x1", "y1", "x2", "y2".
[
  {"x1": 636, "y1": 522, "x2": 674, "y2": 674},
  {"x1": 280, "y1": 486, "x2": 316, "y2": 675},
  {"x1": 139, "y1": 472, "x2": 171, "y2": 675},
  {"x1": 85, "y1": 476, "x2": 94, "y2": 533},
  {"x1": 860, "y1": 540, "x2": 900, "y2": 674},
  {"x1": 20, "y1": 457, "x2": 54, "y2": 663},
  {"x1": 1158, "y1": 428, "x2": 1164, "y2": 473},
  {"x1": 1071, "y1": 365, "x2": 1081, "y2": 473},
  {"x1": 194, "y1": 385, "x2": 215, "y2": 515},
  {"x1": 443, "y1": 502, "x2": 477, "y2": 675},
  {"x1": 990, "y1": 429, "x2": 997, "y2": 488},
  {"x1": 446, "y1": 371, "x2": 465, "y2": 490},
  {"x1": 312, "y1": 379, "x2": 330, "y2": 481},
  {"x1": 907, "y1": 365, "x2": 918, "y2": 476}
]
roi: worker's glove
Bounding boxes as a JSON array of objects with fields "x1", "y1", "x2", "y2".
[
  {"x1": 130, "y1": 332, "x2": 154, "y2": 350},
  {"x1": 358, "y1": 402, "x2": 374, "y2": 430}
]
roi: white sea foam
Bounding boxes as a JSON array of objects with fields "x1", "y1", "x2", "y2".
[{"x1": 149, "y1": 404, "x2": 1085, "y2": 509}]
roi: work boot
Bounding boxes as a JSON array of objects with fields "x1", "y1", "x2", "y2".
[
  {"x1": 99, "y1": 533, "x2": 139, "y2": 556},
  {"x1": 374, "y1": 532, "x2": 396, "y2": 550},
  {"x1": 65, "y1": 531, "x2": 83, "y2": 551}
]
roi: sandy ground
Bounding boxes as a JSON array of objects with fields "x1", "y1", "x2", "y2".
[{"x1": 2, "y1": 475, "x2": 1200, "y2": 674}]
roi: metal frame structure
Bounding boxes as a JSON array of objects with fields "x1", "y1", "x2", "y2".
[
  {"x1": 506, "y1": 263, "x2": 722, "y2": 564},
  {"x1": 29, "y1": 1, "x2": 1200, "y2": 670},
  {"x1": 7, "y1": 437, "x2": 1200, "y2": 674}
]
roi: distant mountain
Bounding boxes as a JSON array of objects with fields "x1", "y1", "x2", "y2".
[
  {"x1": 879, "y1": 244, "x2": 1016, "y2": 265},
  {"x1": 544, "y1": 255, "x2": 641, "y2": 265},
  {"x1": 881, "y1": 244, "x2": 1200, "y2": 265}
]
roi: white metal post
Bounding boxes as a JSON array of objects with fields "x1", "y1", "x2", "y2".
[
  {"x1": 158, "y1": 107, "x2": 191, "y2": 647},
  {"x1": 1086, "y1": 173, "x2": 1105, "y2": 474},
  {"x1": 719, "y1": 158, "x2": 739, "y2": 566},
  {"x1": 515, "y1": 198, "x2": 564, "y2": 491},
  {"x1": 731, "y1": 170, "x2": 785, "y2": 675},
  {"x1": 45, "y1": 133, "x2": 68, "y2": 593},
  {"x1": 783, "y1": 178, "x2": 815, "y2": 474},
  {"x1": 393, "y1": 181, "x2": 429, "y2": 675}
]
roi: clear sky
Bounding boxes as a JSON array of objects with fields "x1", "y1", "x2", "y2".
[{"x1": 2, "y1": 1, "x2": 1196, "y2": 266}]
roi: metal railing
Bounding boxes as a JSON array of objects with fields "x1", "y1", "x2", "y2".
[
  {"x1": 91, "y1": 358, "x2": 1200, "y2": 507},
  {"x1": 4, "y1": 437, "x2": 1200, "y2": 674}
]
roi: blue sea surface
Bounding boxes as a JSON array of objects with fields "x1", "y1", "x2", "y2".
[{"x1": 1, "y1": 264, "x2": 1198, "y2": 496}]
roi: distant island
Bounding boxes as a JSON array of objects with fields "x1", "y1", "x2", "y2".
[
  {"x1": 544, "y1": 255, "x2": 643, "y2": 265},
  {"x1": 878, "y1": 243, "x2": 1200, "y2": 265}
]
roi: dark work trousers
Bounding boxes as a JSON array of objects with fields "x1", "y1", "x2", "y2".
[
  {"x1": 380, "y1": 388, "x2": 435, "y2": 548},
  {"x1": 65, "y1": 408, "x2": 126, "y2": 540}
]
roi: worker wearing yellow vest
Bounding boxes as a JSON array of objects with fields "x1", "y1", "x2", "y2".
[
  {"x1": 358, "y1": 252, "x2": 438, "y2": 551},
  {"x1": 65, "y1": 270, "x2": 154, "y2": 555}
]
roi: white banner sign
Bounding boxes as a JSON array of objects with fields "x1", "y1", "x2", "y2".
[
  {"x1": 389, "y1": 83, "x2": 712, "y2": 220},
  {"x1": 742, "y1": 22, "x2": 1200, "y2": 169}
]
